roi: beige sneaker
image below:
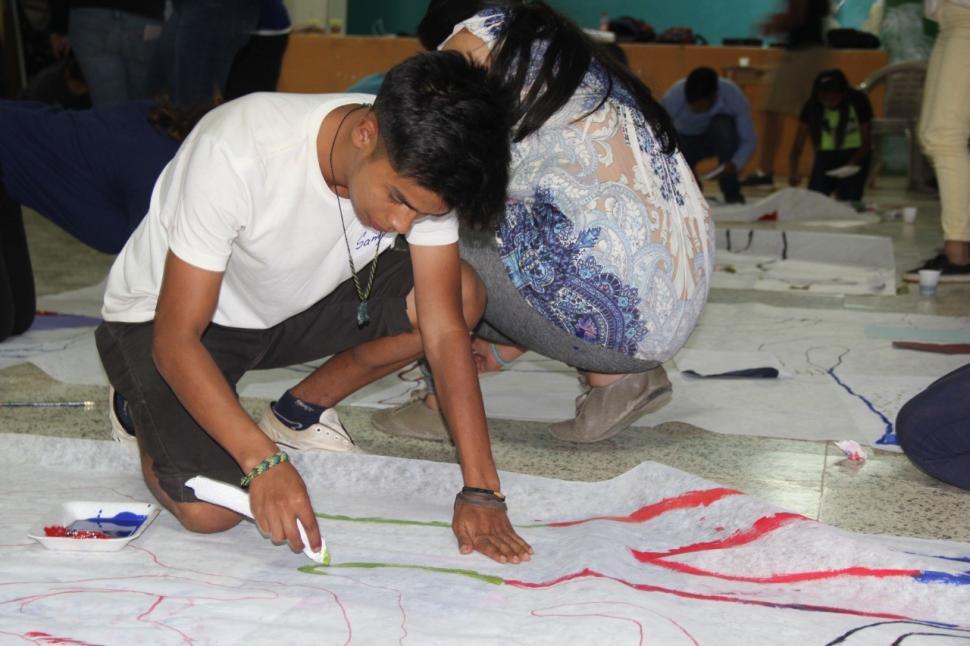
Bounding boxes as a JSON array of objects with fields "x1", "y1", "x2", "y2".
[
  {"x1": 257, "y1": 404, "x2": 361, "y2": 453},
  {"x1": 371, "y1": 391, "x2": 452, "y2": 442},
  {"x1": 548, "y1": 366, "x2": 673, "y2": 443}
]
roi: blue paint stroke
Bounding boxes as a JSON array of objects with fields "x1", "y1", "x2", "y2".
[
  {"x1": 69, "y1": 511, "x2": 147, "y2": 538},
  {"x1": 825, "y1": 620, "x2": 970, "y2": 645},
  {"x1": 826, "y1": 368, "x2": 897, "y2": 445},
  {"x1": 906, "y1": 553, "x2": 970, "y2": 564},
  {"x1": 915, "y1": 571, "x2": 970, "y2": 586},
  {"x1": 30, "y1": 313, "x2": 102, "y2": 331}
]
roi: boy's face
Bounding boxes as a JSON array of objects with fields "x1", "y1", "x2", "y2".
[{"x1": 348, "y1": 152, "x2": 451, "y2": 235}]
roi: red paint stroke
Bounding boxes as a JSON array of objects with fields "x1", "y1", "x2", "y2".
[
  {"x1": 23, "y1": 631, "x2": 102, "y2": 646},
  {"x1": 506, "y1": 568, "x2": 914, "y2": 622},
  {"x1": 129, "y1": 545, "x2": 354, "y2": 645},
  {"x1": 545, "y1": 488, "x2": 740, "y2": 527},
  {"x1": 643, "y1": 560, "x2": 923, "y2": 585},
  {"x1": 632, "y1": 512, "x2": 921, "y2": 584},
  {"x1": 44, "y1": 525, "x2": 110, "y2": 540},
  {"x1": 632, "y1": 512, "x2": 806, "y2": 559}
]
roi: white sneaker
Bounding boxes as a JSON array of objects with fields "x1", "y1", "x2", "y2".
[
  {"x1": 108, "y1": 387, "x2": 137, "y2": 445},
  {"x1": 257, "y1": 404, "x2": 361, "y2": 453}
]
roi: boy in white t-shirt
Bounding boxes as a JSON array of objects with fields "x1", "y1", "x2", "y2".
[{"x1": 96, "y1": 51, "x2": 533, "y2": 564}]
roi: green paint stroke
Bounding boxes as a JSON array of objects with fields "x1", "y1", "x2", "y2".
[
  {"x1": 299, "y1": 561, "x2": 505, "y2": 586},
  {"x1": 316, "y1": 511, "x2": 548, "y2": 530},
  {"x1": 316, "y1": 512, "x2": 451, "y2": 529}
]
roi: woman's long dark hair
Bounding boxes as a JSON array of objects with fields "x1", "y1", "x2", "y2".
[
  {"x1": 148, "y1": 96, "x2": 219, "y2": 142},
  {"x1": 418, "y1": 0, "x2": 677, "y2": 153},
  {"x1": 806, "y1": 69, "x2": 852, "y2": 149}
]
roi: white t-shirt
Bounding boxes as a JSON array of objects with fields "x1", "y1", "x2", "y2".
[{"x1": 102, "y1": 93, "x2": 458, "y2": 329}]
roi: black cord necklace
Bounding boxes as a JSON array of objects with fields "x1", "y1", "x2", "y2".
[{"x1": 328, "y1": 104, "x2": 384, "y2": 327}]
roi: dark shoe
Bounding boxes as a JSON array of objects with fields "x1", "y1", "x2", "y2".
[
  {"x1": 902, "y1": 254, "x2": 970, "y2": 283},
  {"x1": 740, "y1": 171, "x2": 773, "y2": 187},
  {"x1": 724, "y1": 192, "x2": 746, "y2": 205},
  {"x1": 109, "y1": 387, "x2": 136, "y2": 444},
  {"x1": 548, "y1": 367, "x2": 673, "y2": 443}
]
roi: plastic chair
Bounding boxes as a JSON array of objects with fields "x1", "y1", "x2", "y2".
[{"x1": 857, "y1": 60, "x2": 932, "y2": 192}]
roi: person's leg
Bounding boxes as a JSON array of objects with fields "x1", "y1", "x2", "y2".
[
  {"x1": 223, "y1": 33, "x2": 289, "y2": 100},
  {"x1": 375, "y1": 230, "x2": 667, "y2": 443},
  {"x1": 95, "y1": 320, "x2": 264, "y2": 532},
  {"x1": 68, "y1": 8, "x2": 128, "y2": 106},
  {"x1": 919, "y1": 4, "x2": 970, "y2": 267},
  {"x1": 834, "y1": 154, "x2": 870, "y2": 202},
  {"x1": 677, "y1": 131, "x2": 710, "y2": 174},
  {"x1": 807, "y1": 152, "x2": 840, "y2": 197},
  {"x1": 0, "y1": 185, "x2": 35, "y2": 337},
  {"x1": 707, "y1": 114, "x2": 743, "y2": 202},
  {"x1": 118, "y1": 11, "x2": 163, "y2": 101},
  {"x1": 164, "y1": 0, "x2": 260, "y2": 105},
  {"x1": 897, "y1": 363, "x2": 970, "y2": 490},
  {"x1": 266, "y1": 252, "x2": 486, "y2": 407}
]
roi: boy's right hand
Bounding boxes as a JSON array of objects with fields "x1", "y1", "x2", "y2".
[{"x1": 248, "y1": 462, "x2": 322, "y2": 555}]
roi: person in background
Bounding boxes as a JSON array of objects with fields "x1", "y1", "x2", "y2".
[
  {"x1": 0, "y1": 97, "x2": 205, "y2": 343},
  {"x1": 662, "y1": 66, "x2": 757, "y2": 204},
  {"x1": 152, "y1": 0, "x2": 259, "y2": 105},
  {"x1": 788, "y1": 69, "x2": 873, "y2": 201},
  {"x1": 223, "y1": 0, "x2": 291, "y2": 99},
  {"x1": 374, "y1": 1, "x2": 713, "y2": 444},
  {"x1": 48, "y1": 0, "x2": 164, "y2": 106},
  {"x1": 742, "y1": 0, "x2": 831, "y2": 187},
  {"x1": 905, "y1": 0, "x2": 970, "y2": 283}
]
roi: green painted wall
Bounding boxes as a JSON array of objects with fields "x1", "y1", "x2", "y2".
[{"x1": 348, "y1": 0, "x2": 878, "y2": 42}]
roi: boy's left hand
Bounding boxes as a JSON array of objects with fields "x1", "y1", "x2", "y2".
[{"x1": 453, "y1": 503, "x2": 533, "y2": 564}]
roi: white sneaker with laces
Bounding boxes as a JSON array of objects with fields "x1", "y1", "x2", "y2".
[{"x1": 257, "y1": 404, "x2": 361, "y2": 453}]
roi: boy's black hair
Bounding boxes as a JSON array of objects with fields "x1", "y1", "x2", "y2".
[
  {"x1": 373, "y1": 50, "x2": 513, "y2": 230},
  {"x1": 417, "y1": 0, "x2": 677, "y2": 154},
  {"x1": 806, "y1": 68, "x2": 852, "y2": 149},
  {"x1": 685, "y1": 67, "x2": 719, "y2": 105}
]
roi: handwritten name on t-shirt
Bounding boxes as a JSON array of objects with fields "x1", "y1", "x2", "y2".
[{"x1": 355, "y1": 232, "x2": 382, "y2": 250}]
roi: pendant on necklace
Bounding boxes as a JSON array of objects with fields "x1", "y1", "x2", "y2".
[{"x1": 356, "y1": 301, "x2": 370, "y2": 327}]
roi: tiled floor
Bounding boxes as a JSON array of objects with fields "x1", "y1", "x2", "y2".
[{"x1": 3, "y1": 178, "x2": 969, "y2": 542}]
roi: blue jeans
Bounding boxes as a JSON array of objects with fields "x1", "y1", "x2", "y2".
[
  {"x1": 69, "y1": 8, "x2": 163, "y2": 106},
  {"x1": 153, "y1": 0, "x2": 260, "y2": 105},
  {"x1": 897, "y1": 363, "x2": 970, "y2": 490},
  {"x1": 678, "y1": 114, "x2": 743, "y2": 200}
]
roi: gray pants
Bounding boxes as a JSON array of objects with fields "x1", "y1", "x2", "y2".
[{"x1": 459, "y1": 229, "x2": 658, "y2": 374}]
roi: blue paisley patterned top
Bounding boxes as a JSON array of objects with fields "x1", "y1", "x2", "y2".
[{"x1": 449, "y1": 9, "x2": 714, "y2": 362}]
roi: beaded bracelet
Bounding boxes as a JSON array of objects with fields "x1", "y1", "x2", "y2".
[{"x1": 240, "y1": 450, "x2": 290, "y2": 488}]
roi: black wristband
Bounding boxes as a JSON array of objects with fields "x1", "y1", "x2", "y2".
[
  {"x1": 455, "y1": 490, "x2": 508, "y2": 511},
  {"x1": 461, "y1": 486, "x2": 505, "y2": 502}
]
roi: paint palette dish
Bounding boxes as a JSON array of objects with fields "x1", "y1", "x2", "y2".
[{"x1": 27, "y1": 501, "x2": 160, "y2": 552}]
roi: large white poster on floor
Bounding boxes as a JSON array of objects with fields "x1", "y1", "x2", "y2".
[{"x1": 3, "y1": 434, "x2": 968, "y2": 645}]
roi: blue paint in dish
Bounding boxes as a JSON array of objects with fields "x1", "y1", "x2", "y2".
[{"x1": 67, "y1": 511, "x2": 147, "y2": 538}]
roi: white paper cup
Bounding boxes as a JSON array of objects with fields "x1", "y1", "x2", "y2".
[
  {"x1": 902, "y1": 206, "x2": 917, "y2": 224},
  {"x1": 918, "y1": 269, "x2": 941, "y2": 295}
]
